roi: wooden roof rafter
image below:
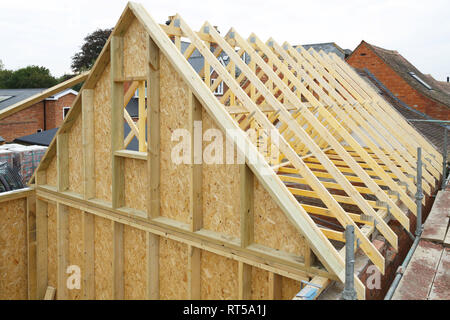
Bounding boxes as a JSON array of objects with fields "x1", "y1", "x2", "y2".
[{"x1": 165, "y1": 14, "x2": 394, "y2": 279}]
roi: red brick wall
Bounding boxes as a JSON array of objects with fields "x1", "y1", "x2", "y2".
[
  {"x1": 45, "y1": 93, "x2": 76, "y2": 129},
  {"x1": 0, "y1": 93, "x2": 76, "y2": 143},
  {"x1": 347, "y1": 43, "x2": 449, "y2": 120},
  {"x1": 0, "y1": 102, "x2": 45, "y2": 142}
]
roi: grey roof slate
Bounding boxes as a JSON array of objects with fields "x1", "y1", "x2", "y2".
[
  {"x1": 296, "y1": 42, "x2": 351, "y2": 59},
  {"x1": 0, "y1": 88, "x2": 45, "y2": 111}
]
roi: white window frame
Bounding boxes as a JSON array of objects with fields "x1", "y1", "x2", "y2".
[
  {"x1": 63, "y1": 107, "x2": 70, "y2": 119},
  {"x1": 211, "y1": 78, "x2": 224, "y2": 96}
]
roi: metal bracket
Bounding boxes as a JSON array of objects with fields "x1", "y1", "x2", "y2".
[
  {"x1": 398, "y1": 180, "x2": 409, "y2": 193},
  {"x1": 388, "y1": 189, "x2": 400, "y2": 200},
  {"x1": 300, "y1": 280, "x2": 322, "y2": 290},
  {"x1": 376, "y1": 200, "x2": 388, "y2": 208}
]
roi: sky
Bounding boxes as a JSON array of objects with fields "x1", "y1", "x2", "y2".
[{"x1": 1, "y1": 0, "x2": 449, "y2": 81}]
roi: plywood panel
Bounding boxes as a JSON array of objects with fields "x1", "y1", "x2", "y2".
[
  {"x1": 68, "y1": 207, "x2": 83, "y2": 300},
  {"x1": 159, "y1": 238, "x2": 188, "y2": 299},
  {"x1": 201, "y1": 251, "x2": 238, "y2": 299},
  {"x1": 254, "y1": 179, "x2": 307, "y2": 257},
  {"x1": 202, "y1": 109, "x2": 240, "y2": 237},
  {"x1": 46, "y1": 157, "x2": 57, "y2": 187},
  {"x1": 159, "y1": 54, "x2": 191, "y2": 224},
  {"x1": 94, "y1": 216, "x2": 113, "y2": 299},
  {"x1": 124, "y1": 158, "x2": 147, "y2": 212},
  {"x1": 0, "y1": 198, "x2": 27, "y2": 299},
  {"x1": 47, "y1": 203, "x2": 57, "y2": 288},
  {"x1": 123, "y1": 18, "x2": 148, "y2": 79},
  {"x1": 68, "y1": 115, "x2": 83, "y2": 195},
  {"x1": 94, "y1": 64, "x2": 112, "y2": 202},
  {"x1": 123, "y1": 225, "x2": 146, "y2": 300}
]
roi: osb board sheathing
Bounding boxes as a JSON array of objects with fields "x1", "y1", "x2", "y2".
[
  {"x1": 124, "y1": 225, "x2": 146, "y2": 299},
  {"x1": 254, "y1": 179, "x2": 308, "y2": 257},
  {"x1": 68, "y1": 208, "x2": 83, "y2": 300},
  {"x1": 251, "y1": 267, "x2": 270, "y2": 299},
  {"x1": 124, "y1": 158, "x2": 147, "y2": 212},
  {"x1": 159, "y1": 238, "x2": 188, "y2": 299},
  {"x1": 46, "y1": 156, "x2": 57, "y2": 187},
  {"x1": 123, "y1": 17, "x2": 148, "y2": 79},
  {"x1": 202, "y1": 109, "x2": 240, "y2": 238},
  {"x1": 47, "y1": 203, "x2": 57, "y2": 288},
  {"x1": 94, "y1": 64, "x2": 112, "y2": 202},
  {"x1": 159, "y1": 54, "x2": 191, "y2": 224},
  {"x1": 0, "y1": 198, "x2": 27, "y2": 299},
  {"x1": 201, "y1": 251, "x2": 238, "y2": 300},
  {"x1": 94, "y1": 215, "x2": 113, "y2": 299},
  {"x1": 68, "y1": 115, "x2": 83, "y2": 195}
]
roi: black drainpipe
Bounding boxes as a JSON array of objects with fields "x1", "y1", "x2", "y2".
[{"x1": 43, "y1": 99, "x2": 47, "y2": 131}]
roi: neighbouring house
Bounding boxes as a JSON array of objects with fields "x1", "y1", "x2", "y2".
[
  {"x1": 0, "y1": 88, "x2": 78, "y2": 142},
  {"x1": 298, "y1": 42, "x2": 352, "y2": 59},
  {"x1": 357, "y1": 68, "x2": 449, "y2": 158},
  {"x1": 347, "y1": 41, "x2": 450, "y2": 120}
]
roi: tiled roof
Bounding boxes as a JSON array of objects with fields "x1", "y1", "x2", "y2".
[
  {"x1": 357, "y1": 68, "x2": 449, "y2": 158},
  {"x1": 362, "y1": 41, "x2": 450, "y2": 108}
]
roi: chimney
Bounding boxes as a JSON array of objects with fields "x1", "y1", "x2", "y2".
[{"x1": 165, "y1": 15, "x2": 175, "y2": 25}]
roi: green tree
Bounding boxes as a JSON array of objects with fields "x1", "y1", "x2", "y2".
[
  {"x1": 0, "y1": 59, "x2": 4, "y2": 70},
  {"x1": 1, "y1": 65, "x2": 57, "y2": 88},
  {"x1": 71, "y1": 28, "x2": 112, "y2": 73}
]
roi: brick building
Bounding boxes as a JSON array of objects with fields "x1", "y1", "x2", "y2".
[
  {"x1": 0, "y1": 88, "x2": 77, "y2": 142},
  {"x1": 347, "y1": 41, "x2": 450, "y2": 120}
]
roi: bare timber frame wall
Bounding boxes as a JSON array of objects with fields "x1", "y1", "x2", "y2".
[{"x1": 11, "y1": 2, "x2": 442, "y2": 300}]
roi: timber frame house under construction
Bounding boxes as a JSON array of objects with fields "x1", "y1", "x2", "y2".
[{"x1": 0, "y1": 2, "x2": 445, "y2": 300}]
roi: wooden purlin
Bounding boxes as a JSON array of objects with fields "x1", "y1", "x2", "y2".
[
  {"x1": 302, "y1": 47, "x2": 438, "y2": 188},
  {"x1": 133, "y1": 7, "x2": 366, "y2": 298},
  {"x1": 228, "y1": 31, "x2": 401, "y2": 249},
  {"x1": 244, "y1": 34, "x2": 412, "y2": 227},
  {"x1": 284, "y1": 43, "x2": 427, "y2": 197},
  {"x1": 326, "y1": 52, "x2": 443, "y2": 173},
  {"x1": 267, "y1": 40, "x2": 421, "y2": 211},
  {"x1": 328, "y1": 50, "x2": 443, "y2": 168}
]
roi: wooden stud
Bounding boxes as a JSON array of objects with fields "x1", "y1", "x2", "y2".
[
  {"x1": 188, "y1": 245, "x2": 201, "y2": 299},
  {"x1": 112, "y1": 221, "x2": 124, "y2": 299},
  {"x1": 82, "y1": 89, "x2": 95, "y2": 199},
  {"x1": 111, "y1": 35, "x2": 125, "y2": 209},
  {"x1": 36, "y1": 199, "x2": 48, "y2": 300},
  {"x1": 82, "y1": 212, "x2": 95, "y2": 299},
  {"x1": 240, "y1": 164, "x2": 254, "y2": 248},
  {"x1": 238, "y1": 261, "x2": 252, "y2": 299},
  {"x1": 56, "y1": 203, "x2": 69, "y2": 300},
  {"x1": 146, "y1": 232, "x2": 160, "y2": 299},
  {"x1": 56, "y1": 133, "x2": 69, "y2": 192},
  {"x1": 190, "y1": 93, "x2": 203, "y2": 231},
  {"x1": 268, "y1": 272, "x2": 282, "y2": 299},
  {"x1": 27, "y1": 194, "x2": 37, "y2": 300},
  {"x1": 147, "y1": 35, "x2": 160, "y2": 219},
  {"x1": 138, "y1": 80, "x2": 146, "y2": 152}
]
